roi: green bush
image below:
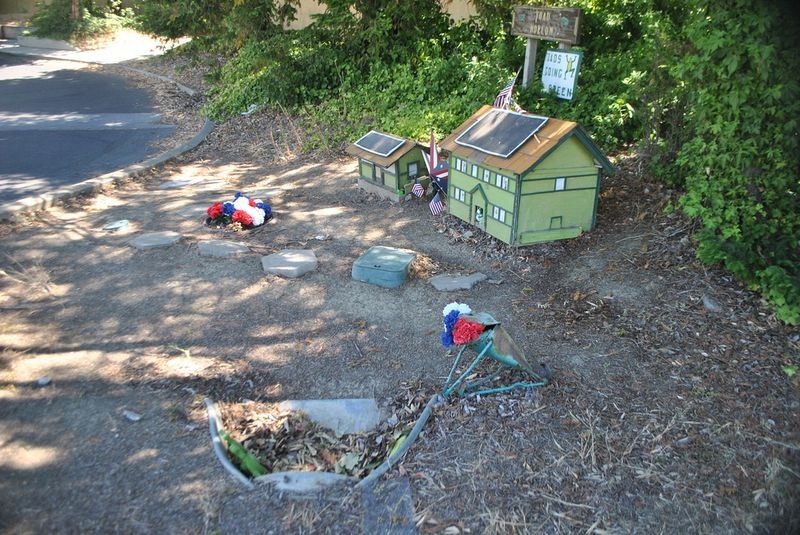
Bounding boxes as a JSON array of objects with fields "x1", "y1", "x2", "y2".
[
  {"x1": 674, "y1": 0, "x2": 800, "y2": 323},
  {"x1": 30, "y1": 0, "x2": 132, "y2": 43}
]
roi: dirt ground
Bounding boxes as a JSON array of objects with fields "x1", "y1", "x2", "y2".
[{"x1": 0, "y1": 51, "x2": 798, "y2": 534}]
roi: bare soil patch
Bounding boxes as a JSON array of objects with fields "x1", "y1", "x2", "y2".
[{"x1": 0, "y1": 51, "x2": 797, "y2": 534}]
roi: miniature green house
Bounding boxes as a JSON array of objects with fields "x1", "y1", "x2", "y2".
[
  {"x1": 439, "y1": 105, "x2": 614, "y2": 245},
  {"x1": 346, "y1": 131, "x2": 426, "y2": 202}
]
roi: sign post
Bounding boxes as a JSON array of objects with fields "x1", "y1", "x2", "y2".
[{"x1": 511, "y1": 6, "x2": 582, "y2": 88}]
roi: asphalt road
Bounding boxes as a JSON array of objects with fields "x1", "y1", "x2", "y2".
[{"x1": 0, "y1": 53, "x2": 175, "y2": 205}]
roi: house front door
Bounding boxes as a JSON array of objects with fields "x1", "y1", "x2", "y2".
[{"x1": 468, "y1": 184, "x2": 488, "y2": 231}]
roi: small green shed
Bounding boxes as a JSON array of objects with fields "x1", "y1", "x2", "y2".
[
  {"x1": 346, "y1": 131, "x2": 426, "y2": 202},
  {"x1": 439, "y1": 105, "x2": 614, "y2": 245}
]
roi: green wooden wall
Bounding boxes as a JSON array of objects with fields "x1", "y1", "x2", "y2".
[
  {"x1": 359, "y1": 150, "x2": 424, "y2": 194},
  {"x1": 448, "y1": 135, "x2": 601, "y2": 246},
  {"x1": 515, "y1": 136, "x2": 600, "y2": 245},
  {"x1": 447, "y1": 155, "x2": 517, "y2": 244}
]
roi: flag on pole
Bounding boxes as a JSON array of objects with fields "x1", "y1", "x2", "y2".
[
  {"x1": 428, "y1": 131, "x2": 439, "y2": 172},
  {"x1": 429, "y1": 192, "x2": 445, "y2": 215},
  {"x1": 412, "y1": 182, "x2": 425, "y2": 197},
  {"x1": 494, "y1": 77, "x2": 516, "y2": 109}
]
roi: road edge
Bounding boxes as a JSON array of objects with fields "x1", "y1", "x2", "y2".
[{"x1": 0, "y1": 50, "x2": 214, "y2": 222}]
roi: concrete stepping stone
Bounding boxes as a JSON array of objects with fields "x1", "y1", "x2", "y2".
[
  {"x1": 261, "y1": 249, "x2": 317, "y2": 278},
  {"x1": 255, "y1": 471, "x2": 354, "y2": 493},
  {"x1": 158, "y1": 178, "x2": 201, "y2": 189},
  {"x1": 429, "y1": 272, "x2": 488, "y2": 291},
  {"x1": 278, "y1": 398, "x2": 382, "y2": 437},
  {"x1": 128, "y1": 231, "x2": 181, "y2": 249},
  {"x1": 198, "y1": 240, "x2": 250, "y2": 258}
]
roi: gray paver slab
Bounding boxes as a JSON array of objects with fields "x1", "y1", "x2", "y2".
[
  {"x1": 261, "y1": 249, "x2": 317, "y2": 278},
  {"x1": 278, "y1": 398, "x2": 382, "y2": 436},
  {"x1": 158, "y1": 178, "x2": 201, "y2": 189},
  {"x1": 128, "y1": 231, "x2": 181, "y2": 249},
  {"x1": 429, "y1": 272, "x2": 488, "y2": 291},
  {"x1": 255, "y1": 472, "x2": 355, "y2": 493},
  {"x1": 198, "y1": 240, "x2": 250, "y2": 258}
]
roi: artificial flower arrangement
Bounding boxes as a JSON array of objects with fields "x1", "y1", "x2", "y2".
[
  {"x1": 206, "y1": 192, "x2": 272, "y2": 229},
  {"x1": 441, "y1": 302, "x2": 487, "y2": 348}
]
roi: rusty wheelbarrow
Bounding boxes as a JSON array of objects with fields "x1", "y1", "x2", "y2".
[{"x1": 442, "y1": 312, "x2": 550, "y2": 397}]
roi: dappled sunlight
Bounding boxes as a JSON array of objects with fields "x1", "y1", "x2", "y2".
[
  {"x1": 123, "y1": 448, "x2": 159, "y2": 465},
  {"x1": 83, "y1": 193, "x2": 128, "y2": 211},
  {"x1": 0, "y1": 173, "x2": 55, "y2": 198},
  {"x1": 0, "y1": 321, "x2": 53, "y2": 348},
  {"x1": 361, "y1": 227, "x2": 388, "y2": 242},
  {"x1": 6, "y1": 350, "x2": 127, "y2": 383},
  {"x1": 0, "y1": 59, "x2": 87, "y2": 81},
  {"x1": 294, "y1": 282, "x2": 329, "y2": 310},
  {"x1": 290, "y1": 206, "x2": 352, "y2": 221},
  {"x1": 0, "y1": 442, "x2": 62, "y2": 470}
]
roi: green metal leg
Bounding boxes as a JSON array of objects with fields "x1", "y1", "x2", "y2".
[
  {"x1": 442, "y1": 339, "x2": 549, "y2": 398},
  {"x1": 442, "y1": 341, "x2": 493, "y2": 398}
]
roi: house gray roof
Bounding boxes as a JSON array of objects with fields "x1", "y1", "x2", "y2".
[
  {"x1": 346, "y1": 131, "x2": 423, "y2": 168},
  {"x1": 440, "y1": 105, "x2": 614, "y2": 176}
]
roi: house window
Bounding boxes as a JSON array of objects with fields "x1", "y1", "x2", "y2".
[
  {"x1": 457, "y1": 159, "x2": 467, "y2": 173},
  {"x1": 452, "y1": 187, "x2": 466, "y2": 202},
  {"x1": 382, "y1": 165, "x2": 395, "y2": 175},
  {"x1": 555, "y1": 177, "x2": 566, "y2": 191},
  {"x1": 483, "y1": 169, "x2": 491, "y2": 182},
  {"x1": 471, "y1": 164, "x2": 478, "y2": 177},
  {"x1": 408, "y1": 162, "x2": 418, "y2": 179},
  {"x1": 492, "y1": 205, "x2": 506, "y2": 223},
  {"x1": 495, "y1": 174, "x2": 509, "y2": 190}
]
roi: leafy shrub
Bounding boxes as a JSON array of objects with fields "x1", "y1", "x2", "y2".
[
  {"x1": 30, "y1": 0, "x2": 132, "y2": 43},
  {"x1": 674, "y1": 0, "x2": 800, "y2": 323}
]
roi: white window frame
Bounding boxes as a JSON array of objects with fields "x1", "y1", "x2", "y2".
[
  {"x1": 492, "y1": 205, "x2": 506, "y2": 223},
  {"x1": 471, "y1": 164, "x2": 478, "y2": 177},
  {"x1": 495, "y1": 174, "x2": 509, "y2": 190},
  {"x1": 408, "y1": 162, "x2": 418, "y2": 178},
  {"x1": 483, "y1": 169, "x2": 491, "y2": 182},
  {"x1": 555, "y1": 177, "x2": 566, "y2": 191},
  {"x1": 452, "y1": 187, "x2": 466, "y2": 202}
]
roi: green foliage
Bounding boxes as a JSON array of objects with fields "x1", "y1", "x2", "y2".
[
  {"x1": 674, "y1": 0, "x2": 800, "y2": 324},
  {"x1": 134, "y1": 0, "x2": 229, "y2": 44},
  {"x1": 135, "y1": 0, "x2": 297, "y2": 49},
  {"x1": 30, "y1": 0, "x2": 133, "y2": 43}
]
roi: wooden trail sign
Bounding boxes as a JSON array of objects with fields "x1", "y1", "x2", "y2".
[{"x1": 511, "y1": 6, "x2": 582, "y2": 88}]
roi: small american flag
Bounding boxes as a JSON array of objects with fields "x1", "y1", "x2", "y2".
[
  {"x1": 429, "y1": 192, "x2": 445, "y2": 215},
  {"x1": 494, "y1": 78, "x2": 516, "y2": 109},
  {"x1": 508, "y1": 94, "x2": 527, "y2": 114},
  {"x1": 412, "y1": 182, "x2": 425, "y2": 197}
]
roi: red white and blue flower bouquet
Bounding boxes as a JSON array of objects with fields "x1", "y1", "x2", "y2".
[
  {"x1": 206, "y1": 193, "x2": 272, "y2": 230},
  {"x1": 439, "y1": 302, "x2": 549, "y2": 397},
  {"x1": 441, "y1": 302, "x2": 486, "y2": 348}
]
